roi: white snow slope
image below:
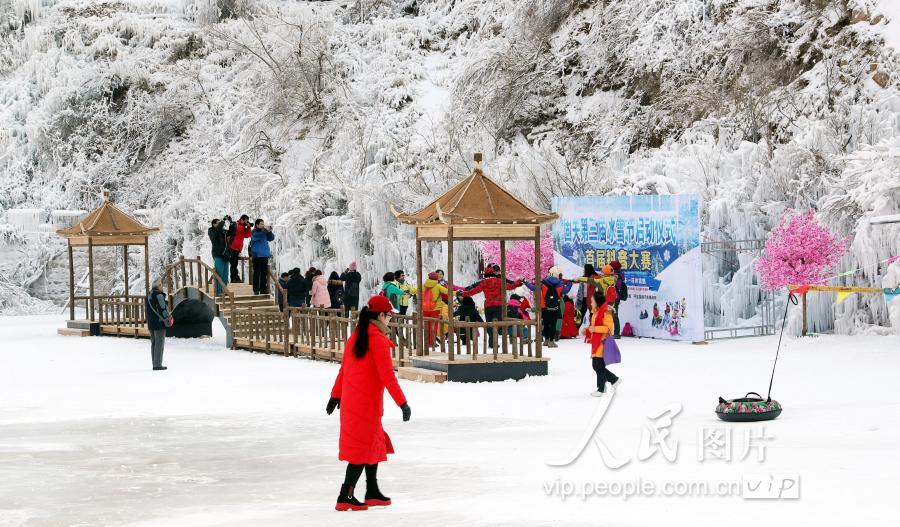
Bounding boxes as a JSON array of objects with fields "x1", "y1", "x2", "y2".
[{"x1": 1, "y1": 316, "x2": 898, "y2": 526}]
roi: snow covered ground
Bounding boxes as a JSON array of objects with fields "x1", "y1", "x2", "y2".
[{"x1": 1, "y1": 315, "x2": 898, "y2": 526}]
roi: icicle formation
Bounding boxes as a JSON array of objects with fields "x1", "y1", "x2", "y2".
[
  {"x1": 755, "y1": 211, "x2": 848, "y2": 291},
  {"x1": 474, "y1": 230, "x2": 553, "y2": 282}
]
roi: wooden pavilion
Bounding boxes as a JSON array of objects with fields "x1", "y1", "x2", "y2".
[
  {"x1": 56, "y1": 191, "x2": 159, "y2": 335},
  {"x1": 393, "y1": 153, "x2": 558, "y2": 381}
]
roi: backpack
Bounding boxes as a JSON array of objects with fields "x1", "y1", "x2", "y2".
[
  {"x1": 544, "y1": 283, "x2": 561, "y2": 310},
  {"x1": 380, "y1": 283, "x2": 400, "y2": 308},
  {"x1": 422, "y1": 286, "x2": 437, "y2": 312}
]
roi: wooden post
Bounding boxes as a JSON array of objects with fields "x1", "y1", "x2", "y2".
[
  {"x1": 144, "y1": 238, "x2": 151, "y2": 296},
  {"x1": 123, "y1": 244, "x2": 129, "y2": 303},
  {"x1": 415, "y1": 236, "x2": 424, "y2": 357},
  {"x1": 499, "y1": 239, "x2": 507, "y2": 360},
  {"x1": 801, "y1": 293, "x2": 808, "y2": 337},
  {"x1": 534, "y1": 226, "x2": 542, "y2": 359},
  {"x1": 447, "y1": 227, "x2": 455, "y2": 362},
  {"x1": 67, "y1": 241, "x2": 75, "y2": 321},
  {"x1": 283, "y1": 305, "x2": 290, "y2": 356},
  {"x1": 87, "y1": 236, "x2": 95, "y2": 321}
]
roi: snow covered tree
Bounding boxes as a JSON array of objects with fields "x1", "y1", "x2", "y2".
[{"x1": 755, "y1": 210, "x2": 848, "y2": 291}]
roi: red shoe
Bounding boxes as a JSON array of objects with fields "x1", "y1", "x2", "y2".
[
  {"x1": 335, "y1": 484, "x2": 368, "y2": 511},
  {"x1": 335, "y1": 501, "x2": 368, "y2": 511},
  {"x1": 365, "y1": 487, "x2": 391, "y2": 507}
]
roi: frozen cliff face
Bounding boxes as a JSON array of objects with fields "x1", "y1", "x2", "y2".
[{"x1": 0, "y1": 0, "x2": 898, "y2": 332}]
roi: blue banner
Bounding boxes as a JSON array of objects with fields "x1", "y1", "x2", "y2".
[{"x1": 552, "y1": 195, "x2": 703, "y2": 342}]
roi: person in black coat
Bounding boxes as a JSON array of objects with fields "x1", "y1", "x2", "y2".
[
  {"x1": 340, "y1": 262, "x2": 362, "y2": 315},
  {"x1": 454, "y1": 296, "x2": 483, "y2": 346},
  {"x1": 286, "y1": 268, "x2": 310, "y2": 308},
  {"x1": 207, "y1": 219, "x2": 229, "y2": 294},
  {"x1": 146, "y1": 278, "x2": 173, "y2": 371},
  {"x1": 327, "y1": 271, "x2": 344, "y2": 310}
]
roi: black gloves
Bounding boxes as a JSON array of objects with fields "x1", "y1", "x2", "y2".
[
  {"x1": 326, "y1": 397, "x2": 340, "y2": 415},
  {"x1": 400, "y1": 403, "x2": 411, "y2": 422}
]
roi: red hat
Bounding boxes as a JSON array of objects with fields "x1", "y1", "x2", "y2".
[
  {"x1": 484, "y1": 267, "x2": 496, "y2": 276},
  {"x1": 610, "y1": 261, "x2": 622, "y2": 271},
  {"x1": 367, "y1": 295, "x2": 396, "y2": 314},
  {"x1": 428, "y1": 271, "x2": 439, "y2": 280}
]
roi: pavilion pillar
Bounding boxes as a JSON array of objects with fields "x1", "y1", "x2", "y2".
[
  {"x1": 499, "y1": 240, "x2": 508, "y2": 316},
  {"x1": 499, "y1": 239, "x2": 508, "y2": 360},
  {"x1": 87, "y1": 236, "x2": 95, "y2": 322},
  {"x1": 67, "y1": 240, "x2": 75, "y2": 321},
  {"x1": 144, "y1": 237, "x2": 151, "y2": 296},
  {"x1": 415, "y1": 236, "x2": 424, "y2": 357},
  {"x1": 123, "y1": 244, "x2": 129, "y2": 303},
  {"x1": 447, "y1": 226, "x2": 455, "y2": 362},
  {"x1": 534, "y1": 226, "x2": 542, "y2": 359}
]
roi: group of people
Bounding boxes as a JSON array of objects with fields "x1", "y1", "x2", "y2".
[
  {"x1": 207, "y1": 214, "x2": 275, "y2": 296},
  {"x1": 279, "y1": 263, "x2": 363, "y2": 314}
]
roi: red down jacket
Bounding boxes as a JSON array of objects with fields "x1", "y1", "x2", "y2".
[
  {"x1": 330, "y1": 322, "x2": 407, "y2": 465},
  {"x1": 462, "y1": 277, "x2": 522, "y2": 307}
]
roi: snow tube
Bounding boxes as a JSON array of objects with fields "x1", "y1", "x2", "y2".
[{"x1": 715, "y1": 392, "x2": 782, "y2": 422}]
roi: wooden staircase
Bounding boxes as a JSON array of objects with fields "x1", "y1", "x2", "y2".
[{"x1": 216, "y1": 282, "x2": 281, "y2": 322}]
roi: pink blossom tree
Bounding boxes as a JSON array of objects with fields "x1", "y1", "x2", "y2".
[
  {"x1": 475, "y1": 230, "x2": 554, "y2": 282},
  {"x1": 754, "y1": 210, "x2": 848, "y2": 291}
]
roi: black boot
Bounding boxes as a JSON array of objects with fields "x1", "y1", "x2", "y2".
[
  {"x1": 365, "y1": 480, "x2": 391, "y2": 507},
  {"x1": 335, "y1": 484, "x2": 367, "y2": 511}
]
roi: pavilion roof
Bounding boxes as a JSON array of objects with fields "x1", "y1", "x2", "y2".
[
  {"x1": 393, "y1": 159, "x2": 558, "y2": 226},
  {"x1": 56, "y1": 192, "x2": 159, "y2": 238}
]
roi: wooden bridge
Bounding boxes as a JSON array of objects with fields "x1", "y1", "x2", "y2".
[{"x1": 73, "y1": 256, "x2": 547, "y2": 383}]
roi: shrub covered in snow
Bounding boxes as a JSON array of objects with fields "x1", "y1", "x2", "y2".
[{"x1": 0, "y1": 0, "x2": 898, "y2": 332}]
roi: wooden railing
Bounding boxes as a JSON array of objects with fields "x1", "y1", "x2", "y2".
[
  {"x1": 91, "y1": 255, "x2": 540, "y2": 365},
  {"x1": 97, "y1": 296, "x2": 147, "y2": 326},
  {"x1": 161, "y1": 256, "x2": 235, "y2": 318},
  {"x1": 230, "y1": 305, "x2": 538, "y2": 364}
]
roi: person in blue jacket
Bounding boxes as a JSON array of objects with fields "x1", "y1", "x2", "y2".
[
  {"x1": 249, "y1": 219, "x2": 275, "y2": 295},
  {"x1": 524, "y1": 266, "x2": 573, "y2": 348}
]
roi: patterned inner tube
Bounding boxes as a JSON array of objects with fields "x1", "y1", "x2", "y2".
[{"x1": 715, "y1": 392, "x2": 782, "y2": 422}]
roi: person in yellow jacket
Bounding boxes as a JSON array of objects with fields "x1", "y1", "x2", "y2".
[
  {"x1": 422, "y1": 272, "x2": 448, "y2": 347},
  {"x1": 394, "y1": 269, "x2": 417, "y2": 316},
  {"x1": 574, "y1": 265, "x2": 618, "y2": 304},
  {"x1": 586, "y1": 291, "x2": 620, "y2": 397}
]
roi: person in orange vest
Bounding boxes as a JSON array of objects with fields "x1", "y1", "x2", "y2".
[{"x1": 586, "y1": 291, "x2": 620, "y2": 396}]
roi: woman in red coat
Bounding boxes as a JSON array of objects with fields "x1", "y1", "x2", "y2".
[
  {"x1": 327, "y1": 295, "x2": 411, "y2": 511},
  {"x1": 560, "y1": 296, "x2": 579, "y2": 338}
]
